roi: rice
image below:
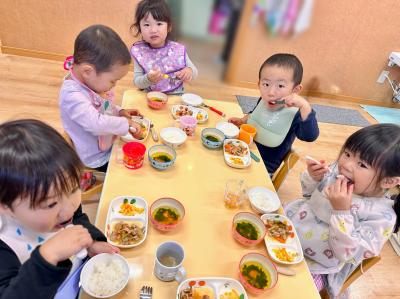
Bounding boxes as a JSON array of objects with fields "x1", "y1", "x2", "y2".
[
  {"x1": 250, "y1": 192, "x2": 274, "y2": 211},
  {"x1": 87, "y1": 259, "x2": 126, "y2": 297}
]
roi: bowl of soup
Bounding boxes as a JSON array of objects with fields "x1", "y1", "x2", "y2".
[
  {"x1": 147, "y1": 91, "x2": 168, "y2": 109},
  {"x1": 148, "y1": 145, "x2": 176, "y2": 170},
  {"x1": 232, "y1": 212, "x2": 266, "y2": 247},
  {"x1": 238, "y1": 253, "x2": 278, "y2": 295},
  {"x1": 201, "y1": 128, "x2": 225, "y2": 149},
  {"x1": 149, "y1": 197, "x2": 185, "y2": 232}
]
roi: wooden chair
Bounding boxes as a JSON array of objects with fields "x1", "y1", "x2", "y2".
[
  {"x1": 272, "y1": 149, "x2": 300, "y2": 191},
  {"x1": 61, "y1": 131, "x2": 104, "y2": 204},
  {"x1": 319, "y1": 256, "x2": 381, "y2": 298}
]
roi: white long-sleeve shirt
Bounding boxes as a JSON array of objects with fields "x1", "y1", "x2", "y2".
[{"x1": 284, "y1": 164, "x2": 396, "y2": 295}]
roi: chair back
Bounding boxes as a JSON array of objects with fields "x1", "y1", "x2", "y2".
[{"x1": 272, "y1": 149, "x2": 300, "y2": 191}]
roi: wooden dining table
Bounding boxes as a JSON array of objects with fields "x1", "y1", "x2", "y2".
[{"x1": 82, "y1": 89, "x2": 320, "y2": 299}]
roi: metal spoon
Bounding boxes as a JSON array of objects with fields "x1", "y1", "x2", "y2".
[
  {"x1": 275, "y1": 265, "x2": 296, "y2": 276},
  {"x1": 149, "y1": 122, "x2": 158, "y2": 142}
]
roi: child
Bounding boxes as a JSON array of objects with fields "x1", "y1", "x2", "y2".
[
  {"x1": 60, "y1": 24, "x2": 143, "y2": 172},
  {"x1": 229, "y1": 53, "x2": 319, "y2": 175},
  {"x1": 0, "y1": 119, "x2": 118, "y2": 299},
  {"x1": 130, "y1": 0, "x2": 198, "y2": 94},
  {"x1": 284, "y1": 124, "x2": 400, "y2": 298}
]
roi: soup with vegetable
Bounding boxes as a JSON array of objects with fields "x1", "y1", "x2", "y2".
[
  {"x1": 240, "y1": 261, "x2": 270, "y2": 289},
  {"x1": 153, "y1": 206, "x2": 180, "y2": 225},
  {"x1": 151, "y1": 152, "x2": 173, "y2": 163},
  {"x1": 235, "y1": 220, "x2": 259, "y2": 240}
]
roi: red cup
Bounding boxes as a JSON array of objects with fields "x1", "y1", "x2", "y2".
[{"x1": 122, "y1": 142, "x2": 146, "y2": 169}]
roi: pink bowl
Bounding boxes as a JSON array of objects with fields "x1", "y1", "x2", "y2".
[
  {"x1": 232, "y1": 212, "x2": 266, "y2": 247},
  {"x1": 147, "y1": 91, "x2": 168, "y2": 109},
  {"x1": 149, "y1": 197, "x2": 185, "y2": 232},
  {"x1": 238, "y1": 253, "x2": 278, "y2": 295}
]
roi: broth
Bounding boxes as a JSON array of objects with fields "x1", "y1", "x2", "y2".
[
  {"x1": 153, "y1": 206, "x2": 180, "y2": 225},
  {"x1": 241, "y1": 261, "x2": 270, "y2": 289}
]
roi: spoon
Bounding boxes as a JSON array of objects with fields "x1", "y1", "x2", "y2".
[
  {"x1": 150, "y1": 122, "x2": 158, "y2": 142},
  {"x1": 275, "y1": 265, "x2": 296, "y2": 276}
]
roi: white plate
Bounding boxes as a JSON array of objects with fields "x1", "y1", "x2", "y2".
[
  {"x1": 171, "y1": 105, "x2": 208, "y2": 124},
  {"x1": 176, "y1": 277, "x2": 248, "y2": 299},
  {"x1": 247, "y1": 187, "x2": 281, "y2": 214},
  {"x1": 121, "y1": 117, "x2": 150, "y2": 143},
  {"x1": 216, "y1": 121, "x2": 239, "y2": 139},
  {"x1": 260, "y1": 213, "x2": 304, "y2": 265},
  {"x1": 223, "y1": 139, "x2": 251, "y2": 169},
  {"x1": 105, "y1": 196, "x2": 148, "y2": 248},
  {"x1": 80, "y1": 253, "x2": 129, "y2": 298},
  {"x1": 182, "y1": 93, "x2": 203, "y2": 106}
]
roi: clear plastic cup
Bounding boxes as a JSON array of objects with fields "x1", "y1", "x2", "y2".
[{"x1": 224, "y1": 179, "x2": 247, "y2": 208}]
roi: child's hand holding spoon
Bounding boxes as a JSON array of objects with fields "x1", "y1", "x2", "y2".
[{"x1": 305, "y1": 155, "x2": 331, "y2": 182}]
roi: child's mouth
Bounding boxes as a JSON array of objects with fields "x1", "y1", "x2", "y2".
[
  {"x1": 58, "y1": 218, "x2": 72, "y2": 227},
  {"x1": 337, "y1": 174, "x2": 354, "y2": 186}
]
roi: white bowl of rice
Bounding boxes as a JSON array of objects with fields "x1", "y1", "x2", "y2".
[
  {"x1": 80, "y1": 253, "x2": 129, "y2": 298},
  {"x1": 247, "y1": 186, "x2": 281, "y2": 214}
]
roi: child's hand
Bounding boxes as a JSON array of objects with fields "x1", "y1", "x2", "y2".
[
  {"x1": 87, "y1": 241, "x2": 120, "y2": 257},
  {"x1": 175, "y1": 67, "x2": 193, "y2": 82},
  {"x1": 39, "y1": 225, "x2": 93, "y2": 265},
  {"x1": 281, "y1": 93, "x2": 307, "y2": 108},
  {"x1": 119, "y1": 109, "x2": 143, "y2": 119},
  {"x1": 282, "y1": 94, "x2": 312, "y2": 120},
  {"x1": 228, "y1": 117, "x2": 245, "y2": 127},
  {"x1": 128, "y1": 120, "x2": 143, "y2": 139},
  {"x1": 306, "y1": 159, "x2": 330, "y2": 181},
  {"x1": 324, "y1": 176, "x2": 354, "y2": 210},
  {"x1": 147, "y1": 69, "x2": 163, "y2": 83}
]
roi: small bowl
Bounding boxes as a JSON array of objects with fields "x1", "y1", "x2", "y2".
[
  {"x1": 216, "y1": 121, "x2": 240, "y2": 139},
  {"x1": 182, "y1": 93, "x2": 203, "y2": 106},
  {"x1": 247, "y1": 186, "x2": 281, "y2": 214},
  {"x1": 80, "y1": 253, "x2": 129, "y2": 298},
  {"x1": 201, "y1": 128, "x2": 225, "y2": 149},
  {"x1": 147, "y1": 91, "x2": 168, "y2": 109},
  {"x1": 148, "y1": 145, "x2": 176, "y2": 170},
  {"x1": 149, "y1": 197, "x2": 185, "y2": 232},
  {"x1": 160, "y1": 127, "x2": 187, "y2": 148},
  {"x1": 238, "y1": 253, "x2": 278, "y2": 295},
  {"x1": 232, "y1": 212, "x2": 266, "y2": 247}
]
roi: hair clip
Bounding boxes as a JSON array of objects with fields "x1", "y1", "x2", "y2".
[{"x1": 63, "y1": 55, "x2": 74, "y2": 70}]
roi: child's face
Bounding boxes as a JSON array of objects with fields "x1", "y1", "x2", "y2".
[
  {"x1": 85, "y1": 63, "x2": 129, "y2": 94},
  {"x1": 1, "y1": 187, "x2": 81, "y2": 233},
  {"x1": 139, "y1": 13, "x2": 169, "y2": 48},
  {"x1": 258, "y1": 65, "x2": 299, "y2": 111},
  {"x1": 337, "y1": 150, "x2": 382, "y2": 196}
]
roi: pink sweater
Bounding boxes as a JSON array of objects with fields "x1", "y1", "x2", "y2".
[{"x1": 59, "y1": 79, "x2": 129, "y2": 168}]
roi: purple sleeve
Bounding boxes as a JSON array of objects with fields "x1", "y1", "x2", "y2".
[{"x1": 62, "y1": 91, "x2": 129, "y2": 136}]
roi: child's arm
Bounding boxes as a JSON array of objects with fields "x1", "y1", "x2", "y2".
[
  {"x1": 63, "y1": 91, "x2": 129, "y2": 136},
  {"x1": 133, "y1": 59, "x2": 153, "y2": 89},
  {"x1": 72, "y1": 205, "x2": 119, "y2": 256},
  {"x1": 0, "y1": 241, "x2": 72, "y2": 299},
  {"x1": 228, "y1": 114, "x2": 249, "y2": 127},
  {"x1": 326, "y1": 178, "x2": 396, "y2": 262},
  {"x1": 174, "y1": 54, "x2": 198, "y2": 83},
  {"x1": 300, "y1": 169, "x2": 321, "y2": 198}
]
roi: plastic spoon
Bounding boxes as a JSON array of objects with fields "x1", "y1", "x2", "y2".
[
  {"x1": 66, "y1": 224, "x2": 87, "y2": 260},
  {"x1": 305, "y1": 155, "x2": 331, "y2": 173}
]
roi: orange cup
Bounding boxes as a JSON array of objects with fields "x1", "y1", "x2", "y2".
[{"x1": 238, "y1": 124, "x2": 257, "y2": 145}]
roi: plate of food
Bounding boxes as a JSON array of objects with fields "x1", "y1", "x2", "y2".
[
  {"x1": 171, "y1": 105, "x2": 208, "y2": 124},
  {"x1": 260, "y1": 214, "x2": 303, "y2": 265},
  {"x1": 121, "y1": 117, "x2": 150, "y2": 143},
  {"x1": 105, "y1": 196, "x2": 148, "y2": 248},
  {"x1": 223, "y1": 139, "x2": 251, "y2": 169},
  {"x1": 177, "y1": 277, "x2": 248, "y2": 299}
]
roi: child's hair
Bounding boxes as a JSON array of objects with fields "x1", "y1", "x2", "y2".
[
  {"x1": 0, "y1": 119, "x2": 83, "y2": 209},
  {"x1": 73, "y1": 24, "x2": 131, "y2": 73},
  {"x1": 258, "y1": 53, "x2": 303, "y2": 86},
  {"x1": 340, "y1": 123, "x2": 400, "y2": 232},
  {"x1": 131, "y1": 0, "x2": 172, "y2": 37}
]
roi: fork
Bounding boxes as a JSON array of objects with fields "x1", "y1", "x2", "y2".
[{"x1": 139, "y1": 286, "x2": 153, "y2": 299}]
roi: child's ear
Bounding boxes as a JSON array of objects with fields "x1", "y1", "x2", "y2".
[
  {"x1": 81, "y1": 64, "x2": 95, "y2": 78},
  {"x1": 292, "y1": 84, "x2": 303, "y2": 94},
  {"x1": 380, "y1": 177, "x2": 400, "y2": 189},
  {"x1": 0, "y1": 203, "x2": 14, "y2": 217}
]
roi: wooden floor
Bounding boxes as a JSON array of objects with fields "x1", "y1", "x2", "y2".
[{"x1": 0, "y1": 54, "x2": 399, "y2": 299}]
